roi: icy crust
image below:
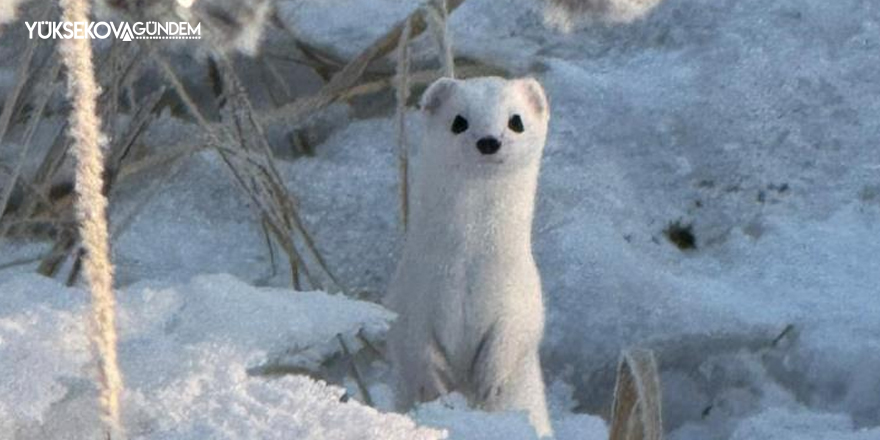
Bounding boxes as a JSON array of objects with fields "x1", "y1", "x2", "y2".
[{"x1": 0, "y1": 273, "x2": 445, "y2": 440}]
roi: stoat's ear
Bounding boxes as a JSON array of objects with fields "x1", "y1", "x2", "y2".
[
  {"x1": 517, "y1": 77, "x2": 549, "y2": 117},
  {"x1": 420, "y1": 77, "x2": 457, "y2": 113}
]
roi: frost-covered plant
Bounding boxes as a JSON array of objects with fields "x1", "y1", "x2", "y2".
[
  {"x1": 394, "y1": 0, "x2": 458, "y2": 231},
  {"x1": 0, "y1": 0, "x2": 31, "y2": 25},
  {"x1": 99, "y1": 0, "x2": 273, "y2": 56},
  {"x1": 543, "y1": 0, "x2": 665, "y2": 31},
  {"x1": 425, "y1": 0, "x2": 454, "y2": 78},
  {"x1": 58, "y1": 0, "x2": 124, "y2": 437},
  {"x1": 180, "y1": 0, "x2": 273, "y2": 56}
]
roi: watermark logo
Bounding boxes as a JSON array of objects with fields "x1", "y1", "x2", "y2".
[{"x1": 25, "y1": 21, "x2": 201, "y2": 41}]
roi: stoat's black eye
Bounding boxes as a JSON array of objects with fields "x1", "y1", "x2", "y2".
[
  {"x1": 508, "y1": 114, "x2": 524, "y2": 133},
  {"x1": 451, "y1": 115, "x2": 469, "y2": 134}
]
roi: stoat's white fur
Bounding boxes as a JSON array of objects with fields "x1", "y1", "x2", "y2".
[{"x1": 385, "y1": 76, "x2": 552, "y2": 437}]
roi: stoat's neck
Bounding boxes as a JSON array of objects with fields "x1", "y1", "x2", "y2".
[{"x1": 406, "y1": 156, "x2": 539, "y2": 254}]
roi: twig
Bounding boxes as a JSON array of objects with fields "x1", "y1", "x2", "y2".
[
  {"x1": 21, "y1": 39, "x2": 144, "y2": 272},
  {"x1": 260, "y1": 57, "x2": 292, "y2": 104},
  {"x1": 260, "y1": 216, "x2": 280, "y2": 283},
  {"x1": 395, "y1": 17, "x2": 413, "y2": 231},
  {"x1": 0, "y1": 254, "x2": 46, "y2": 271},
  {"x1": 147, "y1": 43, "x2": 338, "y2": 291},
  {"x1": 215, "y1": 54, "x2": 340, "y2": 291},
  {"x1": 356, "y1": 328, "x2": 384, "y2": 360},
  {"x1": 104, "y1": 86, "x2": 167, "y2": 190},
  {"x1": 337, "y1": 334, "x2": 374, "y2": 407}
]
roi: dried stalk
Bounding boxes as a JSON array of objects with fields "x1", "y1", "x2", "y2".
[
  {"x1": 0, "y1": 59, "x2": 60, "y2": 240},
  {"x1": 113, "y1": 141, "x2": 203, "y2": 182},
  {"x1": 337, "y1": 334, "x2": 374, "y2": 407},
  {"x1": 426, "y1": 0, "x2": 455, "y2": 78},
  {"x1": 146, "y1": 43, "x2": 339, "y2": 291},
  {"x1": 65, "y1": 82, "x2": 165, "y2": 286},
  {"x1": 57, "y1": 0, "x2": 124, "y2": 436},
  {"x1": 103, "y1": 86, "x2": 166, "y2": 189},
  {"x1": 0, "y1": 254, "x2": 45, "y2": 271},
  {"x1": 260, "y1": 57, "x2": 292, "y2": 104},
  {"x1": 395, "y1": 17, "x2": 413, "y2": 231},
  {"x1": 214, "y1": 55, "x2": 341, "y2": 291},
  {"x1": 609, "y1": 349, "x2": 663, "y2": 440},
  {"x1": 22, "y1": 42, "x2": 145, "y2": 276},
  {"x1": 0, "y1": 36, "x2": 40, "y2": 236},
  {"x1": 0, "y1": 7, "x2": 42, "y2": 146}
]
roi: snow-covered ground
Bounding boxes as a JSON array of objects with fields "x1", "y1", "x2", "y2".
[
  {"x1": 2, "y1": 0, "x2": 880, "y2": 438},
  {"x1": 0, "y1": 273, "x2": 443, "y2": 439}
]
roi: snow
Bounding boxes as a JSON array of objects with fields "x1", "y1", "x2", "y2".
[
  {"x1": 2, "y1": 0, "x2": 880, "y2": 438},
  {"x1": 277, "y1": 0, "x2": 419, "y2": 59},
  {"x1": 0, "y1": 273, "x2": 442, "y2": 439},
  {"x1": 110, "y1": 151, "x2": 272, "y2": 287},
  {"x1": 413, "y1": 393, "x2": 607, "y2": 440},
  {"x1": 730, "y1": 408, "x2": 880, "y2": 440}
]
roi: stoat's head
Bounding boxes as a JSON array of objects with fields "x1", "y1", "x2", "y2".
[{"x1": 419, "y1": 76, "x2": 550, "y2": 174}]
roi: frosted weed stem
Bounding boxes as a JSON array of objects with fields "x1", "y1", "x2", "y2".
[{"x1": 58, "y1": 0, "x2": 125, "y2": 436}]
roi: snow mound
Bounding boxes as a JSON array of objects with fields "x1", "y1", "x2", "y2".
[
  {"x1": 0, "y1": 273, "x2": 444, "y2": 440},
  {"x1": 132, "y1": 358, "x2": 442, "y2": 440},
  {"x1": 118, "y1": 273, "x2": 395, "y2": 379}
]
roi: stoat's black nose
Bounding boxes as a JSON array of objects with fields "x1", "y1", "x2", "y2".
[{"x1": 476, "y1": 137, "x2": 501, "y2": 155}]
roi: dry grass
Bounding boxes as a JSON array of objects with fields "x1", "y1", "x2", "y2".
[
  {"x1": 0, "y1": 0, "x2": 483, "y2": 292},
  {"x1": 262, "y1": 0, "x2": 468, "y2": 127},
  {"x1": 0, "y1": 18, "x2": 40, "y2": 235}
]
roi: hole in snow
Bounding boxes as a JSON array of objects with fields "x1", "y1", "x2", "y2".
[{"x1": 664, "y1": 221, "x2": 697, "y2": 251}]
